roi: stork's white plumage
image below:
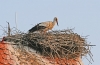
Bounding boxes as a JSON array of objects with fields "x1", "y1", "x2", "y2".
[{"x1": 29, "y1": 17, "x2": 58, "y2": 33}]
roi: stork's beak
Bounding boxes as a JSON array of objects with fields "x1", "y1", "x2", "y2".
[{"x1": 56, "y1": 21, "x2": 59, "y2": 26}]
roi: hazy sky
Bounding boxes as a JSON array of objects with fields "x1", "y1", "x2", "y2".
[{"x1": 0, "y1": 0, "x2": 100, "y2": 65}]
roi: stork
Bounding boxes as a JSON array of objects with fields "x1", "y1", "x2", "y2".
[{"x1": 29, "y1": 17, "x2": 58, "y2": 33}]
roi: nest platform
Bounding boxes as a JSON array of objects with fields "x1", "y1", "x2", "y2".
[{"x1": 4, "y1": 29, "x2": 93, "y2": 60}]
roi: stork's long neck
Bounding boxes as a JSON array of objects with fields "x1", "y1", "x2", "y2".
[{"x1": 52, "y1": 20, "x2": 56, "y2": 26}]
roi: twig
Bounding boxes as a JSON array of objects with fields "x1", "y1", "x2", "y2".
[{"x1": 6, "y1": 21, "x2": 11, "y2": 36}]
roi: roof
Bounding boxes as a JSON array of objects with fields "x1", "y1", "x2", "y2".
[{"x1": 0, "y1": 41, "x2": 19, "y2": 65}]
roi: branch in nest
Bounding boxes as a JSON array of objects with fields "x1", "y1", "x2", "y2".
[
  {"x1": 0, "y1": 25, "x2": 7, "y2": 34},
  {"x1": 6, "y1": 21, "x2": 11, "y2": 36}
]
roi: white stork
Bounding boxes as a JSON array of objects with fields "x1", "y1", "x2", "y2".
[{"x1": 29, "y1": 17, "x2": 58, "y2": 33}]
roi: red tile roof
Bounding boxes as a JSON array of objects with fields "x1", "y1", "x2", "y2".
[{"x1": 0, "y1": 41, "x2": 19, "y2": 65}]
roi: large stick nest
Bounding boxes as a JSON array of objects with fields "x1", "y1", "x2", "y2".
[{"x1": 4, "y1": 29, "x2": 92, "y2": 59}]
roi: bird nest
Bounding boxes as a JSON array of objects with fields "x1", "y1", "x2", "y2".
[{"x1": 4, "y1": 29, "x2": 93, "y2": 60}]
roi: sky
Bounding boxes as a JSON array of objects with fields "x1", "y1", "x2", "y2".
[{"x1": 0, "y1": 0, "x2": 100, "y2": 65}]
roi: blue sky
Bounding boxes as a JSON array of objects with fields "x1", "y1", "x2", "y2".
[{"x1": 0, "y1": 0, "x2": 100, "y2": 65}]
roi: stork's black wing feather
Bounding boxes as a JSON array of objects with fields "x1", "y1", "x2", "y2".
[{"x1": 29, "y1": 24, "x2": 46, "y2": 33}]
